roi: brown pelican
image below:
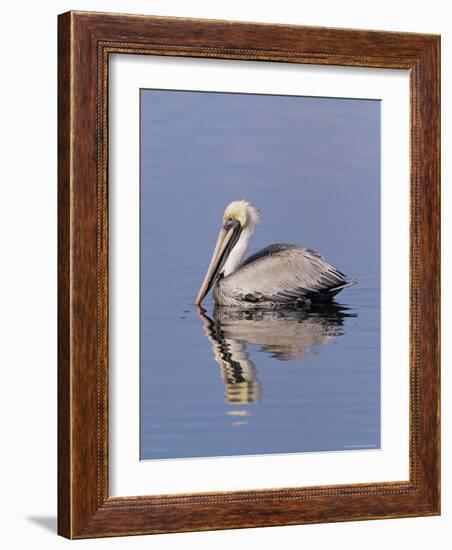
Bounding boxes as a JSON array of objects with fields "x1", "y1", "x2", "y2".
[{"x1": 195, "y1": 200, "x2": 356, "y2": 307}]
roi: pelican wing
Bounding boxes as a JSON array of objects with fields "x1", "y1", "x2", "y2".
[{"x1": 220, "y1": 244, "x2": 354, "y2": 305}]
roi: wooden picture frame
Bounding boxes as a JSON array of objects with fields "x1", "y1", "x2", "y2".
[{"x1": 58, "y1": 10, "x2": 440, "y2": 539}]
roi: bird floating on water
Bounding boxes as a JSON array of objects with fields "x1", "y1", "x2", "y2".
[{"x1": 195, "y1": 200, "x2": 356, "y2": 308}]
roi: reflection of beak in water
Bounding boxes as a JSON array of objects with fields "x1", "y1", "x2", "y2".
[
  {"x1": 197, "y1": 303, "x2": 355, "y2": 406},
  {"x1": 198, "y1": 306, "x2": 262, "y2": 405}
]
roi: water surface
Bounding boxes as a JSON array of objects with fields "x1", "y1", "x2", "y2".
[{"x1": 140, "y1": 89, "x2": 380, "y2": 460}]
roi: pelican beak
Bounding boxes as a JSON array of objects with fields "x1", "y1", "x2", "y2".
[{"x1": 195, "y1": 219, "x2": 241, "y2": 305}]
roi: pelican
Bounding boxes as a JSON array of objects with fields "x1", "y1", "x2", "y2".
[{"x1": 195, "y1": 200, "x2": 356, "y2": 307}]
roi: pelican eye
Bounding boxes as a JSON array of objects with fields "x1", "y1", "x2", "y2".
[{"x1": 224, "y1": 217, "x2": 239, "y2": 230}]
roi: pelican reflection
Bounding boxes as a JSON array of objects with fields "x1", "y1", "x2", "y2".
[{"x1": 198, "y1": 304, "x2": 355, "y2": 406}]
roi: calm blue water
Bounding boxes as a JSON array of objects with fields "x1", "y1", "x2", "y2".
[{"x1": 140, "y1": 89, "x2": 380, "y2": 460}]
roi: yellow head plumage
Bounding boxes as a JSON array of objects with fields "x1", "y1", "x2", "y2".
[{"x1": 222, "y1": 200, "x2": 261, "y2": 229}]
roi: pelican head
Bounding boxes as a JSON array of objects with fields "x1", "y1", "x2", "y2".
[
  {"x1": 222, "y1": 200, "x2": 260, "y2": 230},
  {"x1": 195, "y1": 200, "x2": 260, "y2": 305}
]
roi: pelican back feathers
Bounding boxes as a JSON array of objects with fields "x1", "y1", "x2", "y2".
[{"x1": 214, "y1": 244, "x2": 356, "y2": 308}]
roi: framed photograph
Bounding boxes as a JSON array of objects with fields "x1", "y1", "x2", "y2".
[{"x1": 58, "y1": 11, "x2": 440, "y2": 538}]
